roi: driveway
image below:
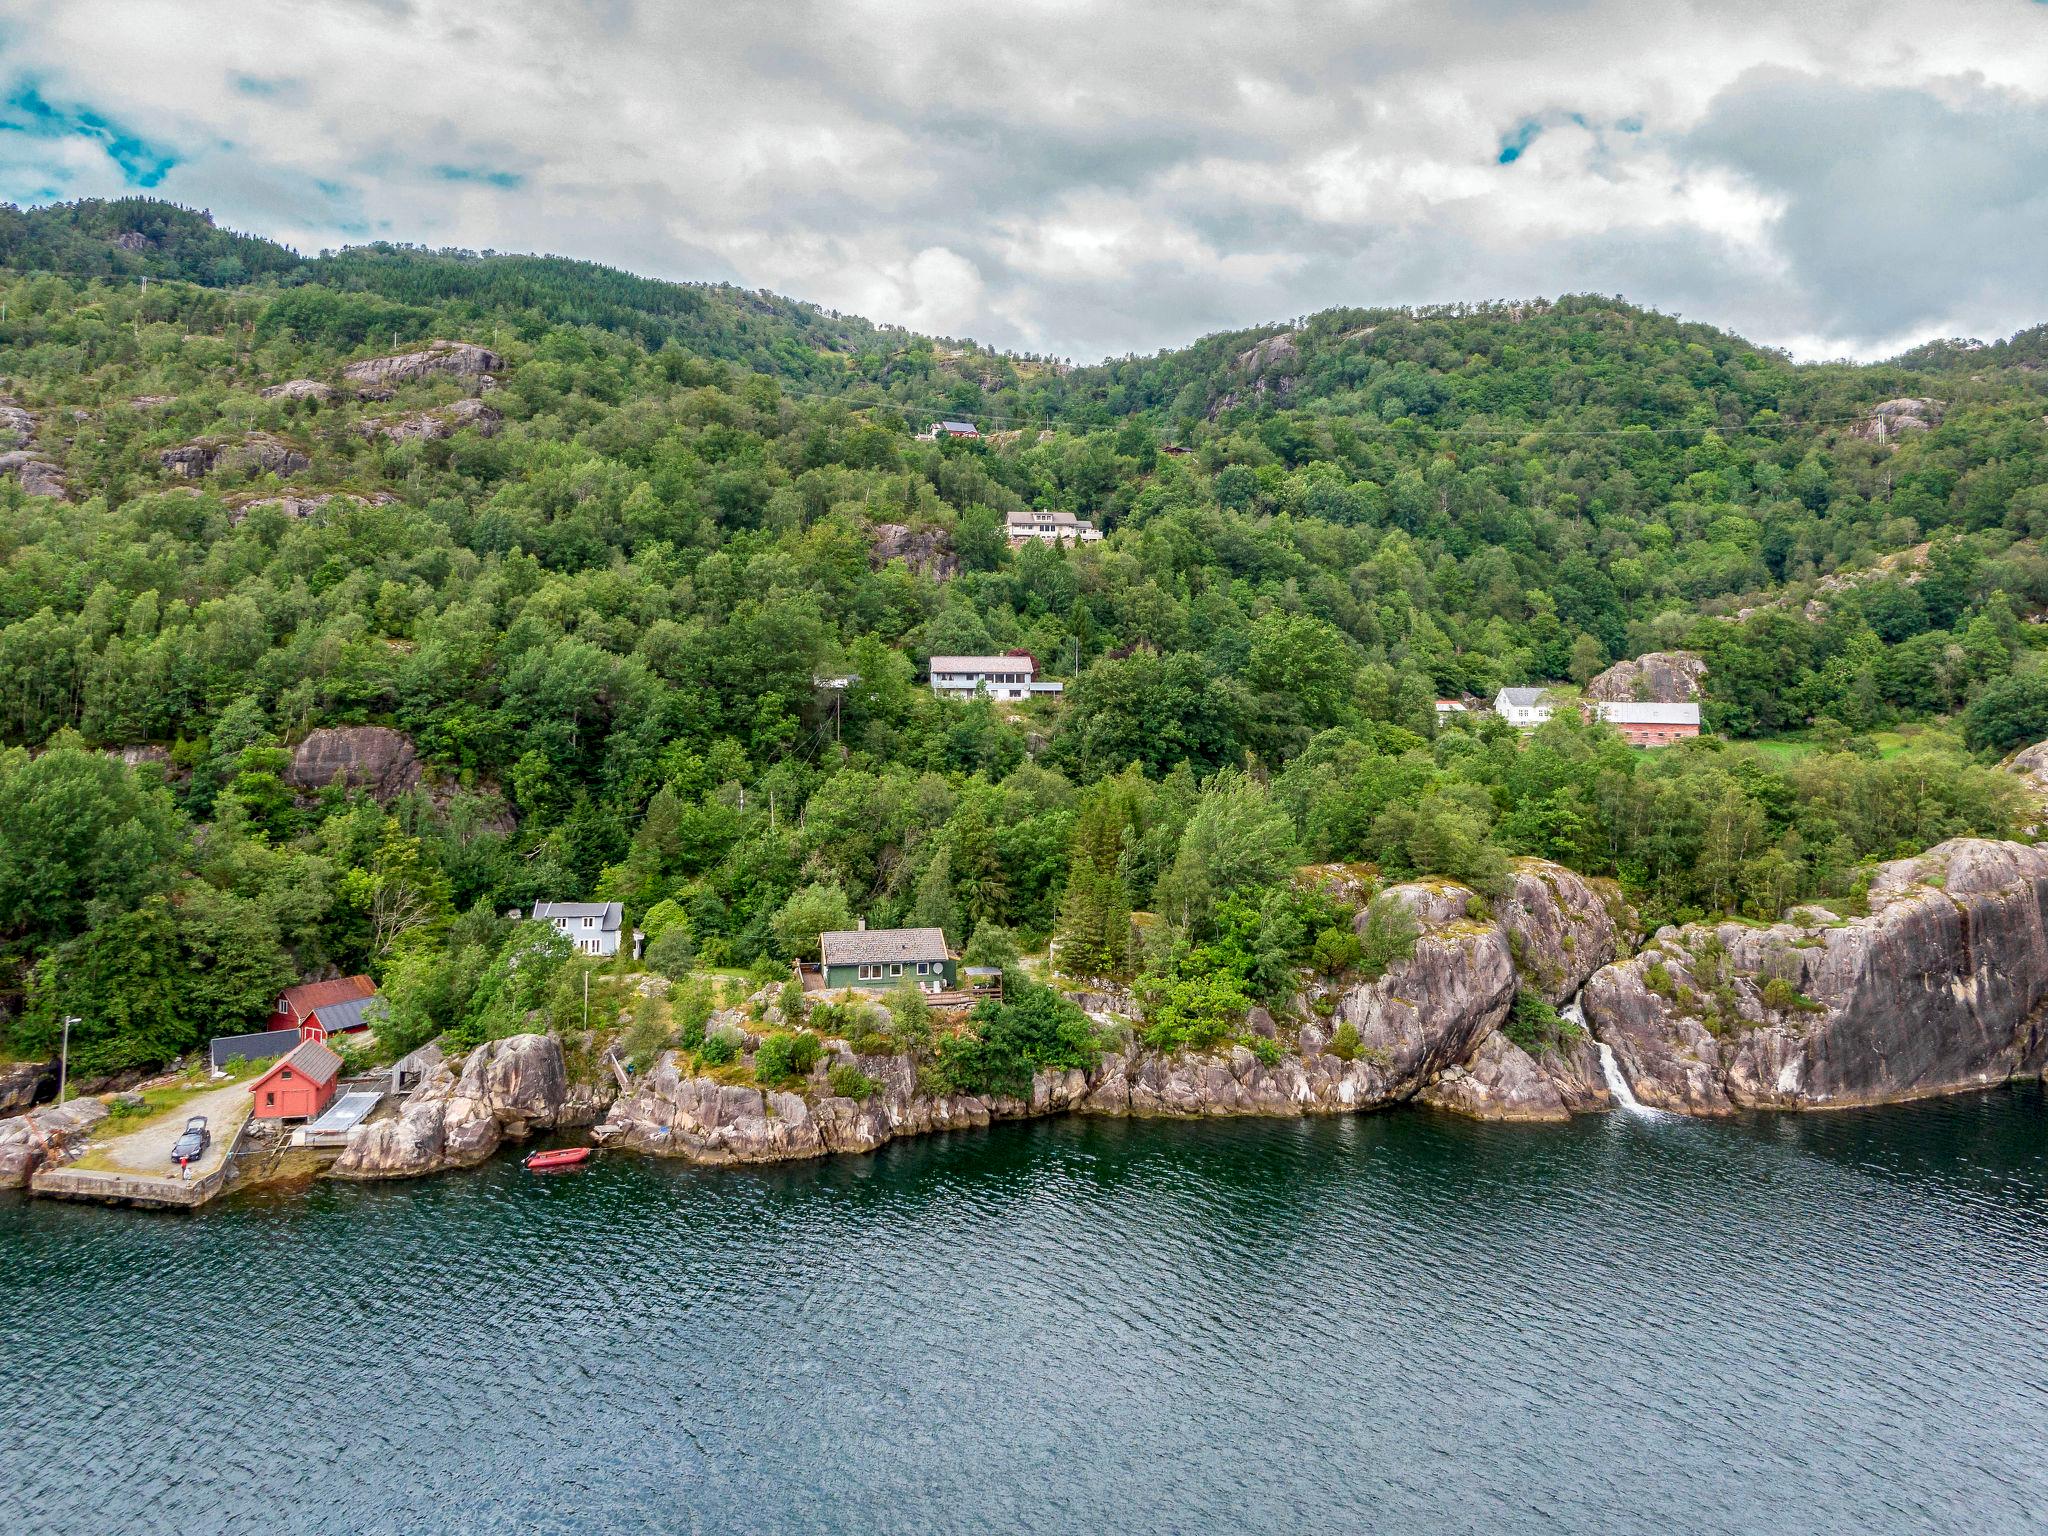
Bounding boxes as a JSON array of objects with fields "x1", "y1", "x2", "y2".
[{"x1": 79, "y1": 1082, "x2": 253, "y2": 1181}]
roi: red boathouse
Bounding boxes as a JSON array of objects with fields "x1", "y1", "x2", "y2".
[
  {"x1": 249, "y1": 1039, "x2": 343, "y2": 1121},
  {"x1": 269, "y1": 975, "x2": 380, "y2": 1043}
]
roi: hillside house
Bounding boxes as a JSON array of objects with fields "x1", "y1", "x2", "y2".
[
  {"x1": 268, "y1": 975, "x2": 382, "y2": 1044},
  {"x1": 1494, "y1": 686, "x2": 1555, "y2": 728},
  {"x1": 816, "y1": 925, "x2": 957, "y2": 994},
  {"x1": 1434, "y1": 698, "x2": 1469, "y2": 720},
  {"x1": 1593, "y1": 701, "x2": 1702, "y2": 747},
  {"x1": 929, "y1": 653, "x2": 1063, "y2": 701},
  {"x1": 529, "y1": 900, "x2": 629, "y2": 957},
  {"x1": 250, "y1": 1039, "x2": 342, "y2": 1121},
  {"x1": 1007, "y1": 509, "x2": 1103, "y2": 546},
  {"x1": 931, "y1": 419, "x2": 981, "y2": 439}
]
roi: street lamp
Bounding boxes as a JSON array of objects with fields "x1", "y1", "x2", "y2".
[{"x1": 58, "y1": 1016, "x2": 80, "y2": 1105}]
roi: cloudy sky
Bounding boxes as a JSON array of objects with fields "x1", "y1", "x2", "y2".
[{"x1": 2, "y1": 0, "x2": 2046, "y2": 362}]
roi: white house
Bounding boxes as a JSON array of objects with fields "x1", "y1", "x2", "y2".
[
  {"x1": 1494, "y1": 686, "x2": 1556, "y2": 728},
  {"x1": 530, "y1": 900, "x2": 627, "y2": 957},
  {"x1": 1007, "y1": 509, "x2": 1103, "y2": 546},
  {"x1": 929, "y1": 654, "x2": 1063, "y2": 701},
  {"x1": 1434, "y1": 698, "x2": 1469, "y2": 719}
]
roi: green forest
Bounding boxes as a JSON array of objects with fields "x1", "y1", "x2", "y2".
[{"x1": 3, "y1": 197, "x2": 2046, "y2": 1079}]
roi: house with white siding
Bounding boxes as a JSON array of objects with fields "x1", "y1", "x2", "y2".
[
  {"x1": 1493, "y1": 686, "x2": 1556, "y2": 728},
  {"x1": 929, "y1": 653, "x2": 1063, "y2": 701}
]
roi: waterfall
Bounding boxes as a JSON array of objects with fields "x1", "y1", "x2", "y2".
[{"x1": 1564, "y1": 999, "x2": 1662, "y2": 1119}]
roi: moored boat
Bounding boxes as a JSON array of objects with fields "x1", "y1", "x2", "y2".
[{"x1": 523, "y1": 1146, "x2": 593, "y2": 1172}]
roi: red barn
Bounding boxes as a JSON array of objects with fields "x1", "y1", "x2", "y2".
[
  {"x1": 249, "y1": 1039, "x2": 343, "y2": 1121},
  {"x1": 269, "y1": 975, "x2": 380, "y2": 1043}
]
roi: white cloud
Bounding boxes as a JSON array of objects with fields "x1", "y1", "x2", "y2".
[{"x1": 1, "y1": 0, "x2": 2046, "y2": 359}]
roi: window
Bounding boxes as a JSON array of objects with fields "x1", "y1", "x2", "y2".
[
  {"x1": 265, "y1": 1092, "x2": 275, "y2": 1106},
  {"x1": 282, "y1": 1069, "x2": 293, "y2": 1080},
  {"x1": 583, "y1": 917, "x2": 594, "y2": 927},
  {"x1": 890, "y1": 963, "x2": 903, "y2": 976},
  {"x1": 917, "y1": 962, "x2": 929, "y2": 975}
]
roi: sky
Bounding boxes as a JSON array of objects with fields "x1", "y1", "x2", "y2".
[{"x1": 2, "y1": 0, "x2": 2047, "y2": 363}]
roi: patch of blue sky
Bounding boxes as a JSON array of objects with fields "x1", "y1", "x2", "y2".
[
  {"x1": 431, "y1": 163, "x2": 523, "y2": 189},
  {"x1": 0, "y1": 81, "x2": 177, "y2": 187},
  {"x1": 1497, "y1": 120, "x2": 1542, "y2": 164}
]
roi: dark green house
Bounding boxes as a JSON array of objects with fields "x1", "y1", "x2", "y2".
[{"x1": 818, "y1": 926, "x2": 956, "y2": 993}]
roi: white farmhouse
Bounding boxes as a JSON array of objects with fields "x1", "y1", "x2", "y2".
[
  {"x1": 1006, "y1": 509, "x2": 1104, "y2": 546},
  {"x1": 929, "y1": 654, "x2": 1063, "y2": 701},
  {"x1": 530, "y1": 900, "x2": 627, "y2": 957},
  {"x1": 1493, "y1": 686, "x2": 1556, "y2": 728}
]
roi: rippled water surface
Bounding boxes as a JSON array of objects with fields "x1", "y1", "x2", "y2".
[{"x1": 6, "y1": 1088, "x2": 2046, "y2": 1534}]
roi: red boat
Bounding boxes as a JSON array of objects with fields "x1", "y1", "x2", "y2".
[{"x1": 523, "y1": 1146, "x2": 593, "y2": 1172}]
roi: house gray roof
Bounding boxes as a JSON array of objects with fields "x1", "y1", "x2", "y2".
[
  {"x1": 269, "y1": 1038, "x2": 343, "y2": 1086},
  {"x1": 938, "y1": 419, "x2": 978, "y2": 432},
  {"x1": 1497, "y1": 687, "x2": 1551, "y2": 708},
  {"x1": 211, "y1": 1028, "x2": 302, "y2": 1072},
  {"x1": 531, "y1": 900, "x2": 624, "y2": 931},
  {"x1": 930, "y1": 655, "x2": 1035, "y2": 674},
  {"x1": 307, "y1": 995, "x2": 384, "y2": 1034},
  {"x1": 819, "y1": 927, "x2": 952, "y2": 966},
  {"x1": 1595, "y1": 701, "x2": 1702, "y2": 725}
]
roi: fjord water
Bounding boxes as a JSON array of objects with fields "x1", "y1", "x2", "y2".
[{"x1": 6, "y1": 1092, "x2": 2046, "y2": 1534}]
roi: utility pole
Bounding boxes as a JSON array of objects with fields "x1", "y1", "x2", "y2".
[{"x1": 58, "y1": 1016, "x2": 80, "y2": 1105}]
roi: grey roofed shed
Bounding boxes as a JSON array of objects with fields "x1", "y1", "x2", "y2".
[
  {"x1": 307, "y1": 995, "x2": 385, "y2": 1033},
  {"x1": 818, "y1": 927, "x2": 951, "y2": 966},
  {"x1": 211, "y1": 1028, "x2": 302, "y2": 1072}
]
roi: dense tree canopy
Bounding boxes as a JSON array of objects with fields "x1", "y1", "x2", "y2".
[{"x1": 1, "y1": 197, "x2": 2044, "y2": 1074}]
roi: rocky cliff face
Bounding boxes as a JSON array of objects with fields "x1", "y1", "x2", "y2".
[
  {"x1": 286, "y1": 726, "x2": 422, "y2": 801},
  {"x1": 1585, "y1": 651, "x2": 1706, "y2": 704},
  {"x1": 868, "y1": 522, "x2": 958, "y2": 579},
  {"x1": 259, "y1": 379, "x2": 334, "y2": 402},
  {"x1": 333, "y1": 1035, "x2": 610, "y2": 1179},
  {"x1": 1584, "y1": 838, "x2": 2048, "y2": 1113},
  {"x1": 0, "y1": 1059, "x2": 54, "y2": 1116},
  {"x1": 342, "y1": 341, "x2": 501, "y2": 392}
]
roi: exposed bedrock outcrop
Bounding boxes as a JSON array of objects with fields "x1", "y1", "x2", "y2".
[
  {"x1": 0, "y1": 1059, "x2": 56, "y2": 1116},
  {"x1": 342, "y1": 340, "x2": 501, "y2": 392},
  {"x1": 356, "y1": 397, "x2": 502, "y2": 443},
  {"x1": 868, "y1": 522, "x2": 957, "y2": 579},
  {"x1": 259, "y1": 378, "x2": 334, "y2": 402},
  {"x1": 160, "y1": 432, "x2": 310, "y2": 479},
  {"x1": 1585, "y1": 650, "x2": 1707, "y2": 704},
  {"x1": 332, "y1": 1035, "x2": 611, "y2": 1179},
  {"x1": 1583, "y1": 838, "x2": 2048, "y2": 1114},
  {"x1": 0, "y1": 1098, "x2": 109, "y2": 1188},
  {"x1": 286, "y1": 725, "x2": 421, "y2": 801},
  {"x1": 0, "y1": 451, "x2": 67, "y2": 499}
]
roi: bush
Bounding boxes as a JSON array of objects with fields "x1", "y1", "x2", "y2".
[
  {"x1": 643, "y1": 926, "x2": 697, "y2": 981},
  {"x1": 1246, "y1": 1034, "x2": 1284, "y2": 1067},
  {"x1": 827, "y1": 1062, "x2": 880, "y2": 1100},
  {"x1": 1501, "y1": 989, "x2": 1583, "y2": 1055},
  {"x1": 1139, "y1": 971, "x2": 1253, "y2": 1053},
  {"x1": 1760, "y1": 977, "x2": 1824, "y2": 1014},
  {"x1": 931, "y1": 980, "x2": 1098, "y2": 1097},
  {"x1": 1310, "y1": 925, "x2": 1364, "y2": 977},
  {"x1": 754, "y1": 1030, "x2": 823, "y2": 1084},
  {"x1": 1644, "y1": 960, "x2": 1676, "y2": 998},
  {"x1": 1356, "y1": 894, "x2": 1420, "y2": 981},
  {"x1": 697, "y1": 1028, "x2": 743, "y2": 1067},
  {"x1": 1327, "y1": 1021, "x2": 1362, "y2": 1061}
]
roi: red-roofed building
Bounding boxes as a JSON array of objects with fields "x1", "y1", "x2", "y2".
[
  {"x1": 269, "y1": 975, "x2": 380, "y2": 1043},
  {"x1": 249, "y1": 1039, "x2": 343, "y2": 1121}
]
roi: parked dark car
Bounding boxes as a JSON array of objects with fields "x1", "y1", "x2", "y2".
[{"x1": 170, "y1": 1115, "x2": 210, "y2": 1166}]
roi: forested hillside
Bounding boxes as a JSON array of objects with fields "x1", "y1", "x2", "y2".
[{"x1": 2, "y1": 196, "x2": 2045, "y2": 1078}]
